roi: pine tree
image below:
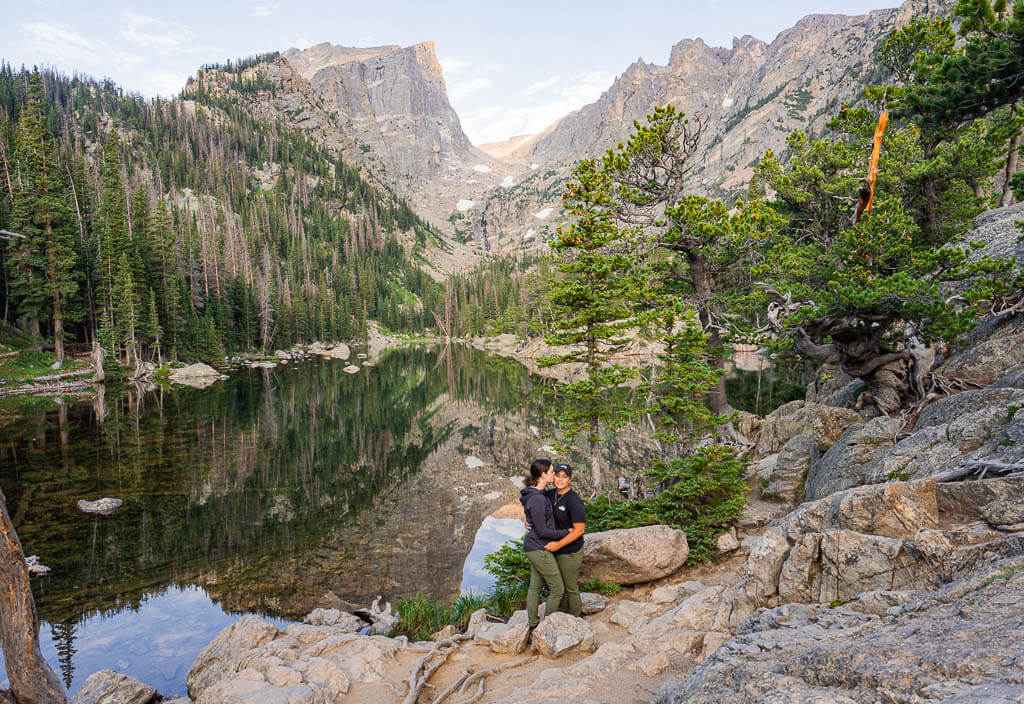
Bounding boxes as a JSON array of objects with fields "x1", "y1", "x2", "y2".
[
  {"x1": 541, "y1": 157, "x2": 640, "y2": 491},
  {"x1": 8, "y1": 71, "x2": 79, "y2": 359},
  {"x1": 96, "y1": 132, "x2": 130, "y2": 357}
]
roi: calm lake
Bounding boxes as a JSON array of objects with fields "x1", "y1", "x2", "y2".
[{"x1": 0, "y1": 345, "x2": 546, "y2": 696}]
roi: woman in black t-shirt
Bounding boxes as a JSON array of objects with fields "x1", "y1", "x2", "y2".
[{"x1": 543, "y1": 463, "x2": 586, "y2": 617}]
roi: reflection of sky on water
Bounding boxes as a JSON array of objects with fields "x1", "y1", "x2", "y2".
[
  {"x1": 1, "y1": 519, "x2": 524, "y2": 698},
  {"x1": 460, "y1": 516, "x2": 525, "y2": 594},
  {"x1": 0, "y1": 585, "x2": 291, "y2": 698}
]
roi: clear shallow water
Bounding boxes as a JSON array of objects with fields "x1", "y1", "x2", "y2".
[
  {"x1": 0, "y1": 345, "x2": 548, "y2": 696},
  {"x1": 1, "y1": 585, "x2": 291, "y2": 696}
]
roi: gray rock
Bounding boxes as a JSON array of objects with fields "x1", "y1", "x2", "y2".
[
  {"x1": 941, "y1": 330, "x2": 1024, "y2": 387},
  {"x1": 962, "y1": 202, "x2": 1024, "y2": 267},
  {"x1": 982, "y1": 499, "x2": 1024, "y2": 528},
  {"x1": 304, "y1": 608, "x2": 364, "y2": 632},
  {"x1": 715, "y1": 528, "x2": 740, "y2": 554},
  {"x1": 430, "y1": 624, "x2": 459, "y2": 641},
  {"x1": 69, "y1": 670, "x2": 156, "y2": 704},
  {"x1": 805, "y1": 416, "x2": 901, "y2": 500},
  {"x1": 761, "y1": 433, "x2": 816, "y2": 504},
  {"x1": 465, "y1": 607, "x2": 488, "y2": 636},
  {"x1": 77, "y1": 497, "x2": 123, "y2": 515},
  {"x1": 579, "y1": 525, "x2": 689, "y2": 585},
  {"x1": 656, "y1": 557, "x2": 1024, "y2": 704},
  {"x1": 915, "y1": 388, "x2": 1024, "y2": 430},
  {"x1": 579, "y1": 592, "x2": 608, "y2": 614},
  {"x1": 531, "y1": 612, "x2": 598, "y2": 658}
]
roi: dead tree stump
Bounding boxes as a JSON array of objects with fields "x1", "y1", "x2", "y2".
[{"x1": 0, "y1": 487, "x2": 66, "y2": 704}]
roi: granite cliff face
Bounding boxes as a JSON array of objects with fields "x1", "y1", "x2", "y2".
[
  {"x1": 190, "y1": 0, "x2": 951, "y2": 256},
  {"x1": 279, "y1": 42, "x2": 526, "y2": 238},
  {"x1": 506, "y1": 0, "x2": 948, "y2": 197}
]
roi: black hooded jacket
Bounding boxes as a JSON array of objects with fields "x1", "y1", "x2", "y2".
[{"x1": 519, "y1": 486, "x2": 569, "y2": 552}]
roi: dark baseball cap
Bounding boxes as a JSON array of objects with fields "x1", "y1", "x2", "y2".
[{"x1": 554, "y1": 463, "x2": 572, "y2": 477}]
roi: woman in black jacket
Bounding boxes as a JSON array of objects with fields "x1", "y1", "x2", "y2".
[{"x1": 519, "y1": 458, "x2": 569, "y2": 630}]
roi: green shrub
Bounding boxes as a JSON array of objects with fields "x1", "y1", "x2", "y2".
[
  {"x1": 452, "y1": 592, "x2": 489, "y2": 629},
  {"x1": 483, "y1": 537, "x2": 530, "y2": 587},
  {"x1": 393, "y1": 591, "x2": 453, "y2": 641},
  {"x1": 586, "y1": 446, "x2": 748, "y2": 565},
  {"x1": 484, "y1": 582, "x2": 528, "y2": 618},
  {"x1": 581, "y1": 578, "x2": 621, "y2": 596}
]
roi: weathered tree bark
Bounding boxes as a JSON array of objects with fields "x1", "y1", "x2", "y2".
[
  {"x1": 688, "y1": 252, "x2": 731, "y2": 415},
  {"x1": 0, "y1": 488, "x2": 66, "y2": 704},
  {"x1": 1000, "y1": 127, "x2": 1020, "y2": 207}
]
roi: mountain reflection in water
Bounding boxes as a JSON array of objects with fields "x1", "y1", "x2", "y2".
[{"x1": 0, "y1": 345, "x2": 548, "y2": 695}]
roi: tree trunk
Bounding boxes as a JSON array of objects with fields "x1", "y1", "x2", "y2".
[
  {"x1": 53, "y1": 293, "x2": 64, "y2": 363},
  {"x1": 1000, "y1": 127, "x2": 1021, "y2": 207},
  {"x1": 589, "y1": 428, "x2": 602, "y2": 493},
  {"x1": 688, "y1": 252, "x2": 731, "y2": 415},
  {"x1": 0, "y1": 488, "x2": 67, "y2": 704}
]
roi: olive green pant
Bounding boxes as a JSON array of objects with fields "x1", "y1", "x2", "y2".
[
  {"x1": 526, "y1": 549, "x2": 564, "y2": 628},
  {"x1": 555, "y1": 550, "x2": 584, "y2": 617}
]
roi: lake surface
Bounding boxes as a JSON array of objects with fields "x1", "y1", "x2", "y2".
[{"x1": 0, "y1": 345, "x2": 541, "y2": 696}]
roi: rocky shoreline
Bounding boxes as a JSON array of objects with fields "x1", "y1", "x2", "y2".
[{"x1": 11, "y1": 206, "x2": 1024, "y2": 703}]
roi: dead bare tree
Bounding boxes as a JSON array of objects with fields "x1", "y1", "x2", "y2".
[{"x1": 0, "y1": 487, "x2": 66, "y2": 704}]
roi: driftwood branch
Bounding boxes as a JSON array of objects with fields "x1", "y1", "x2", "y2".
[
  {"x1": 932, "y1": 460, "x2": 1024, "y2": 483},
  {"x1": 431, "y1": 656, "x2": 537, "y2": 704},
  {"x1": 403, "y1": 634, "x2": 472, "y2": 704}
]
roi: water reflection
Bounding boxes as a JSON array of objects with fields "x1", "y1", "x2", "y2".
[
  {"x1": 0, "y1": 344, "x2": 551, "y2": 694},
  {"x1": 460, "y1": 516, "x2": 525, "y2": 594},
  {"x1": 1, "y1": 585, "x2": 290, "y2": 696}
]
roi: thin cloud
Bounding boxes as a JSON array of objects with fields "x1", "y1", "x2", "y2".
[
  {"x1": 462, "y1": 70, "x2": 614, "y2": 145},
  {"x1": 521, "y1": 75, "x2": 560, "y2": 98},
  {"x1": 448, "y1": 76, "x2": 491, "y2": 100},
  {"x1": 23, "y1": 22, "x2": 145, "y2": 73},
  {"x1": 119, "y1": 13, "x2": 192, "y2": 50},
  {"x1": 251, "y1": 3, "x2": 280, "y2": 17},
  {"x1": 439, "y1": 56, "x2": 471, "y2": 75}
]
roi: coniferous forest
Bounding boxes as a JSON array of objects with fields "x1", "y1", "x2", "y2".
[{"x1": 0, "y1": 59, "x2": 475, "y2": 367}]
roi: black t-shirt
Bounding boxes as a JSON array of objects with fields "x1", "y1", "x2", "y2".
[{"x1": 544, "y1": 488, "x2": 585, "y2": 554}]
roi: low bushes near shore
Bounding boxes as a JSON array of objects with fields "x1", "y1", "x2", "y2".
[{"x1": 389, "y1": 541, "x2": 621, "y2": 641}]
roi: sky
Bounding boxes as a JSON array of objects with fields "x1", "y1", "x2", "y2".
[{"x1": 2, "y1": 0, "x2": 894, "y2": 146}]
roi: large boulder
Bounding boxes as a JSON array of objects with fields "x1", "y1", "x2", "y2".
[
  {"x1": 759, "y1": 433, "x2": 816, "y2": 505},
  {"x1": 531, "y1": 612, "x2": 598, "y2": 658},
  {"x1": 580, "y1": 525, "x2": 689, "y2": 585},
  {"x1": 805, "y1": 415, "x2": 901, "y2": 500},
  {"x1": 941, "y1": 329, "x2": 1024, "y2": 387},
  {"x1": 187, "y1": 615, "x2": 279, "y2": 699},
  {"x1": 168, "y1": 366, "x2": 221, "y2": 386},
  {"x1": 325, "y1": 343, "x2": 350, "y2": 360},
  {"x1": 70, "y1": 670, "x2": 156, "y2": 704}
]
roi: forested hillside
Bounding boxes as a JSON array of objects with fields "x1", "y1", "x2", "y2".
[{"x1": 0, "y1": 58, "x2": 460, "y2": 367}]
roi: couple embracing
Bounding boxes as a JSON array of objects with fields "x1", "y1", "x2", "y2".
[{"x1": 519, "y1": 458, "x2": 586, "y2": 632}]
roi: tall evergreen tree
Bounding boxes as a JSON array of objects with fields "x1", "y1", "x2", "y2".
[
  {"x1": 8, "y1": 71, "x2": 78, "y2": 359},
  {"x1": 541, "y1": 157, "x2": 640, "y2": 491}
]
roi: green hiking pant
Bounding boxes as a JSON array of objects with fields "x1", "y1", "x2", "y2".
[
  {"x1": 555, "y1": 550, "x2": 584, "y2": 617},
  {"x1": 526, "y1": 549, "x2": 564, "y2": 628}
]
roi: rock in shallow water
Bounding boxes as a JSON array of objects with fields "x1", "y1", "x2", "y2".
[
  {"x1": 69, "y1": 670, "x2": 156, "y2": 704},
  {"x1": 77, "y1": 497, "x2": 123, "y2": 515}
]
